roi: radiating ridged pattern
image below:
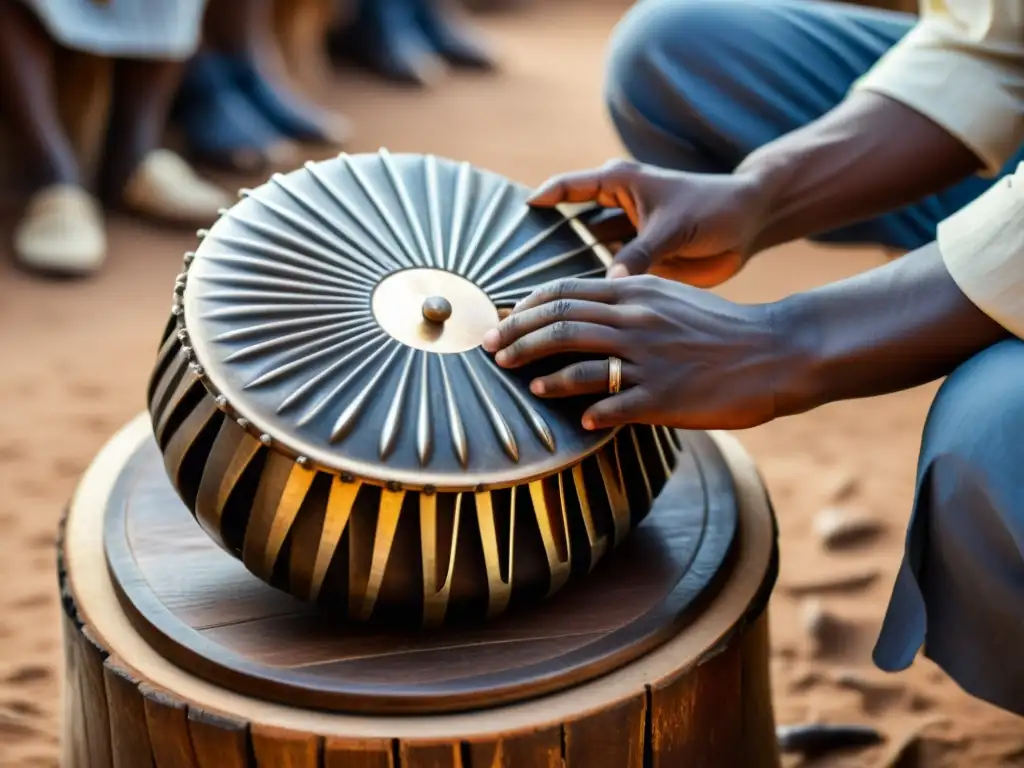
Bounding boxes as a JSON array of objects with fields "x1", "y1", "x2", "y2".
[
  {"x1": 148, "y1": 151, "x2": 686, "y2": 625},
  {"x1": 178, "y1": 150, "x2": 613, "y2": 490}
]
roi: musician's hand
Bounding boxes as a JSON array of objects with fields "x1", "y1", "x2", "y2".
[
  {"x1": 529, "y1": 160, "x2": 771, "y2": 287},
  {"x1": 481, "y1": 275, "x2": 796, "y2": 431}
]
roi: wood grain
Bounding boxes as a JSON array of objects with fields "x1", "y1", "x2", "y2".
[
  {"x1": 60, "y1": 616, "x2": 113, "y2": 768},
  {"x1": 104, "y1": 658, "x2": 156, "y2": 768},
  {"x1": 141, "y1": 686, "x2": 201, "y2": 768},
  {"x1": 186, "y1": 709, "x2": 252, "y2": 768},
  {"x1": 563, "y1": 693, "x2": 646, "y2": 768}
]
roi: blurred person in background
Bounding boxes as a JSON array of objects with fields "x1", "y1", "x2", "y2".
[
  {"x1": 174, "y1": 0, "x2": 353, "y2": 174},
  {"x1": 329, "y1": 0, "x2": 495, "y2": 86},
  {"x1": 0, "y1": 0, "x2": 230, "y2": 276},
  {"x1": 484, "y1": 0, "x2": 1024, "y2": 717}
]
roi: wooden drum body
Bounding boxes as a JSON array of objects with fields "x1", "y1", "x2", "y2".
[{"x1": 60, "y1": 415, "x2": 780, "y2": 767}]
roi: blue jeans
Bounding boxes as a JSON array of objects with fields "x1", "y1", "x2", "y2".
[
  {"x1": 605, "y1": 0, "x2": 1024, "y2": 251},
  {"x1": 603, "y1": 0, "x2": 1024, "y2": 715}
]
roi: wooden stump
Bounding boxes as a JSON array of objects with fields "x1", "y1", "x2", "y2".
[{"x1": 60, "y1": 414, "x2": 781, "y2": 767}]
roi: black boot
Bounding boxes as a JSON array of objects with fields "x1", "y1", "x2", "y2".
[
  {"x1": 410, "y1": 0, "x2": 496, "y2": 70},
  {"x1": 173, "y1": 52, "x2": 296, "y2": 172},
  {"x1": 328, "y1": 0, "x2": 441, "y2": 87},
  {"x1": 225, "y1": 56, "x2": 351, "y2": 146}
]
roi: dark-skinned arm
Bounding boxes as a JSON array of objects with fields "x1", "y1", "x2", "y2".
[
  {"x1": 772, "y1": 241, "x2": 1011, "y2": 417},
  {"x1": 738, "y1": 92, "x2": 982, "y2": 254}
]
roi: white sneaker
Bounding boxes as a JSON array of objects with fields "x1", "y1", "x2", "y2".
[
  {"x1": 14, "y1": 185, "x2": 106, "y2": 276},
  {"x1": 122, "y1": 149, "x2": 233, "y2": 227}
]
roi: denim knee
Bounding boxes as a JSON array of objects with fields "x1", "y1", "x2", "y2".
[
  {"x1": 603, "y1": 0, "x2": 763, "y2": 166},
  {"x1": 921, "y1": 340, "x2": 1024, "y2": 481}
]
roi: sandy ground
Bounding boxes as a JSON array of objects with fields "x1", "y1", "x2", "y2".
[{"x1": 0, "y1": 2, "x2": 1021, "y2": 766}]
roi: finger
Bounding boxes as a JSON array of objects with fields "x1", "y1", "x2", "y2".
[
  {"x1": 527, "y1": 170, "x2": 608, "y2": 207},
  {"x1": 483, "y1": 299, "x2": 625, "y2": 353},
  {"x1": 527, "y1": 160, "x2": 640, "y2": 208},
  {"x1": 494, "y1": 322, "x2": 624, "y2": 369},
  {"x1": 530, "y1": 360, "x2": 640, "y2": 398},
  {"x1": 581, "y1": 388, "x2": 653, "y2": 430},
  {"x1": 510, "y1": 277, "x2": 617, "y2": 315}
]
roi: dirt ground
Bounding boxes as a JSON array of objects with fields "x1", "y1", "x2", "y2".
[{"x1": 0, "y1": 1, "x2": 1021, "y2": 766}]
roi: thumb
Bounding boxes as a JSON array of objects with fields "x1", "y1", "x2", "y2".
[{"x1": 607, "y1": 217, "x2": 678, "y2": 278}]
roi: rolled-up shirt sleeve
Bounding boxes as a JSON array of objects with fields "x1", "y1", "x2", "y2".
[
  {"x1": 853, "y1": 2, "x2": 1024, "y2": 176},
  {"x1": 938, "y1": 162, "x2": 1024, "y2": 339}
]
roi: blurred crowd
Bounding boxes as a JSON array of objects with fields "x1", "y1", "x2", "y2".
[{"x1": 0, "y1": 0, "x2": 519, "y2": 278}]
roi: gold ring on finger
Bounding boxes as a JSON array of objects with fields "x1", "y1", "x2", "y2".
[{"x1": 608, "y1": 356, "x2": 622, "y2": 394}]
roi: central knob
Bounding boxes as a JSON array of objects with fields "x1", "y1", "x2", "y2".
[{"x1": 422, "y1": 296, "x2": 453, "y2": 324}]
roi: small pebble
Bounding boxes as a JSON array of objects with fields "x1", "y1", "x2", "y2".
[
  {"x1": 814, "y1": 506, "x2": 885, "y2": 550},
  {"x1": 777, "y1": 723, "x2": 884, "y2": 756},
  {"x1": 801, "y1": 599, "x2": 828, "y2": 640},
  {"x1": 782, "y1": 566, "x2": 880, "y2": 597},
  {"x1": 800, "y1": 599, "x2": 851, "y2": 658},
  {"x1": 824, "y1": 468, "x2": 862, "y2": 502}
]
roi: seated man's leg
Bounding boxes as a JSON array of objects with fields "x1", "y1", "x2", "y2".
[
  {"x1": 604, "y1": 0, "x2": 1023, "y2": 252},
  {"x1": 874, "y1": 340, "x2": 1024, "y2": 716}
]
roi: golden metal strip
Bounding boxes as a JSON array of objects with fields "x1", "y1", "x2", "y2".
[
  {"x1": 629, "y1": 427, "x2": 653, "y2": 507},
  {"x1": 356, "y1": 489, "x2": 405, "y2": 621},
  {"x1": 148, "y1": 352, "x2": 187, "y2": 423},
  {"x1": 651, "y1": 424, "x2": 673, "y2": 479},
  {"x1": 571, "y1": 465, "x2": 609, "y2": 569},
  {"x1": 420, "y1": 492, "x2": 462, "y2": 628},
  {"x1": 595, "y1": 440, "x2": 631, "y2": 545},
  {"x1": 307, "y1": 477, "x2": 360, "y2": 602},
  {"x1": 148, "y1": 332, "x2": 181, "y2": 402},
  {"x1": 243, "y1": 457, "x2": 317, "y2": 582},
  {"x1": 161, "y1": 397, "x2": 219, "y2": 486},
  {"x1": 153, "y1": 368, "x2": 201, "y2": 445},
  {"x1": 527, "y1": 479, "x2": 572, "y2": 597},
  {"x1": 194, "y1": 418, "x2": 261, "y2": 550},
  {"x1": 475, "y1": 491, "x2": 514, "y2": 618}
]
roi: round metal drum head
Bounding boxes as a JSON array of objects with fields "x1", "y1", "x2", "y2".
[{"x1": 180, "y1": 151, "x2": 613, "y2": 492}]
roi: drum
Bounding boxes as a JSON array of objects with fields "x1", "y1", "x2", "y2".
[
  {"x1": 61, "y1": 416, "x2": 779, "y2": 767},
  {"x1": 61, "y1": 151, "x2": 781, "y2": 766}
]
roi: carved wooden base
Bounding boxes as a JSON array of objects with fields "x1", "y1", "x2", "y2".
[{"x1": 60, "y1": 414, "x2": 780, "y2": 767}]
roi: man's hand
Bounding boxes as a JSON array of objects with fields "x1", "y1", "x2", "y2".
[
  {"x1": 480, "y1": 244, "x2": 1010, "y2": 434},
  {"x1": 481, "y1": 275, "x2": 792, "y2": 431},
  {"x1": 529, "y1": 160, "x2": 771, "y2": 287}
]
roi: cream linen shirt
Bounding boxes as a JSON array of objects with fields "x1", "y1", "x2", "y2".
[{"x1": 853, "y1": 1, "x2": 1024, "y2": 339}]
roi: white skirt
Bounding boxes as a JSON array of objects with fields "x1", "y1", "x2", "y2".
[{"x1": 20, "y1": 0, "x2": 207, "y2": 59}]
